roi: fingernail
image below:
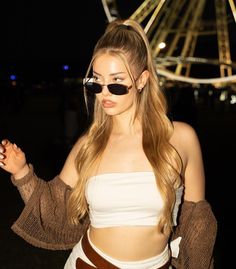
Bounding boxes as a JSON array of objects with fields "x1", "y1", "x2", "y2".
[
  {"x1": 13, "y1": 143, "x2": 18, "y2": 149},
  {"x1": 0, "y1": 162, "x2": 4, "y2": 166}
]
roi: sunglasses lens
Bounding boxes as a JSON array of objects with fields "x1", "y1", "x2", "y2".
[
  {"x1": 84, "y1": 81, "x2": 129, "y2": 95},
  {"x1": 84, "y1": 82, "x2": 102, "y2": 93},
  {"x1": 108, "y1": 84, "x2": 128, "y2": 95}
]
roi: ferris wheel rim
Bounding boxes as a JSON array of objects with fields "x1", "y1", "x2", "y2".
[
  {"x1": 157, "y1": 67, "x2": 236, "y2": 85},
  {"x1": 101, "y1": 0, "x2": 235, "y2": 85}
]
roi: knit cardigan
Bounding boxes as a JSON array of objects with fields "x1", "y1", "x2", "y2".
[{"x1": 10, "y1": 164, "x2": 217, "y2": 269}]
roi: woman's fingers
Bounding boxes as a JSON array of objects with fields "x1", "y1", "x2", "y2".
[
  {"x1": 0, "y1": 140, "x2": 7, "y2": 166},
  {"x1": 0, "y1": 152, "x2": 5, "y2": 166},
  {"x1": 0, "y1": 139, "x2": 10, "y2": 159},
  {"x1": 0, "y1": 139, "x2": 26, "y2": 174},
  {"x1": 0, "y1": 140, "x2": 6, "y2": 153},
  {"x1": 0, "y1": 153, "x2": 5, "y2": 165},
  {"x1": 0, "y1": 140, "x2": 18, "y2": 168},
  {"x1": 1, "y1": 139, "x2": 10, "y2": 146},
  {"x1": 0, "y1": 146, "x2": 4, "y2": 154}
]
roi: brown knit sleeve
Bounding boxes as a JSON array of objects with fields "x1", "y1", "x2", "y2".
[
  {"x1": 11, "y1": 164, "x2": 38, "y2": 203},
  {"x1": 171, "y1": 200, "x2": 217, "y2": 269},
  {"x1": 11, "y1": 164, "x2": 89, "y2": 250}
]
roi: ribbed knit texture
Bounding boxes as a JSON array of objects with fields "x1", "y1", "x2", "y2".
[
  {"x1": 11, "y1": 164, "x2": 89, "y2": 250},
  {"x1": 171, "y1": 200, "x2": 217, "y2": 269}
]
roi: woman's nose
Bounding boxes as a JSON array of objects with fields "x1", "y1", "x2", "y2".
[{"x1": 101, "y1": 85, "x2": 111, "y2": 96}]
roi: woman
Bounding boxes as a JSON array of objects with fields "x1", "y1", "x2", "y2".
[{"x1": 0, "y1": 19, "x2": 216, "y2": 269}]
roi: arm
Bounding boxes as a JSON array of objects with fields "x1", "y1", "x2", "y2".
[
  {"x1": 171, "y1": 200, "x2": 217, "y2": 269},
  {"x1": 170, "y1": 122, "x2": 217, "y2": 269},
  {"x1": 172, "y1": 121, "x2": 205, "y2": 202},
  {"x1": 0, "y1": 138, "x2": 80, "y2": 193},
  {"x1": 11, "y1": 164, "x2": 89, "y2": 250},
  {"x1": 0, "y1": 139, "x2": 89, "y2": 250},
  {"x1": 0, "y1": 137, "x2": 83, "y2": 203}
]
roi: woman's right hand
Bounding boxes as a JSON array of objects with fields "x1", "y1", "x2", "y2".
[{"x1": 0, "y1": 139, "x2": 29, "y2": 179}]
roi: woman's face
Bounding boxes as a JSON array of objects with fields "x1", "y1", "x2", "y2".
[{"x1": 92, "y1": 54, "x2": 139, "y2": 117}]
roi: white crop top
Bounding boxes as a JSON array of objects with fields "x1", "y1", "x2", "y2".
[{"x1": 85, "y1": 172, "x2": 183, "y2": 228}]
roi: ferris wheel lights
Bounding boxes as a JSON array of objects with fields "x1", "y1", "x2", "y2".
[
  {"x1": 158, "y1": 42, "x2": 166, "y2": 49},
  {"x1": 191, "y1": 83, "x2": 200, "y2": 88},
  {"x1": 213, "y1": 83, "x2": 221, "y2": 89}
]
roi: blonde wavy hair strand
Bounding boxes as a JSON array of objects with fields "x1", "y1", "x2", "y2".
[{"x1": 68, "y1": 19, "x2": 183, "y2": 233}]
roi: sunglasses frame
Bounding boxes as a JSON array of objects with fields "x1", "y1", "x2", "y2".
[{"x1": 83, "y1": 79, "x2": 133, "y2": 95}]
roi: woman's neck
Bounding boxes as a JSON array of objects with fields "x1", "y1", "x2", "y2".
[{"x1": 112, "y1": 115, "x2": 142, "y2": 136}]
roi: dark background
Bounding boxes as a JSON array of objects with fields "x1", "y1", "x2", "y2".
[
  {"x1": 1, "y1": 0, "x2": 235, "y2": 80},
  {"x1": 1, "y1": 1, "x2": 236, "y2": 268}
]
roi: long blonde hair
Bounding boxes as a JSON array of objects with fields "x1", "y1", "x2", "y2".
[{"x1": 68, "y1": 19, "x2": 183, "y2": 233}]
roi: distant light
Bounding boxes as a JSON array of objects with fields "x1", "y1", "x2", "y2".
[
  {"x1": 219, "y1": 91, "x2": 228, "y2": 101},
  {"x1": 159, "y1": 81, "x2": 164, "y2": 86},
  {"x1": 208, "y1": 90, "x2": 213, "y2": 96},
  {"x1": 158, "y1": 42, "x2": 166, "y2": 49},
  {"x1": 230, "y1": 95, "x2": 236, "y2": 104},
  {"x1": 11, "y1": 81, "x2": 17, "y2": 86},
  {"x1": 63, "y1": 65, "x2": 69, "y2": 71},
  {"x1": 10, "y1": 74, "x2": 17, "y2": 80}
]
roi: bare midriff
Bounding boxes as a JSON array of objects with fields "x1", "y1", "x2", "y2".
[{"x1": 89, "y1": 226, "x2": 169, "y2": 261}]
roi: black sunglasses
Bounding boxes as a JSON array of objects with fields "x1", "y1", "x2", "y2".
[{"x1": 84, "y1": 80, "x2": 132, "y2": 95}]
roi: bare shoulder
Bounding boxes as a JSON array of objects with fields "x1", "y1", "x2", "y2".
[
  {"x1": 70, "y1": 134, "x2": 87, "y2": 156},
  {"x1": 59, "y1": 134, "x2": 87, "y2": 188},
  {"x1": 170, "y1": 121, "x2": 202, "y2": 165},
  {"x1": 172, "y1": 121, "x2": 199, "y2": 144},
  {"x1": 171, "y1": 121, "x2": 205, "y2": 201}
]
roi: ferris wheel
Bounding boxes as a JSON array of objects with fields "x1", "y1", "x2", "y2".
[{"x1": 101, "y1": 0, "x2": 236, "y2": 86}]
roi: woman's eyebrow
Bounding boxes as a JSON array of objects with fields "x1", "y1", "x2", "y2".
[{"x1": 93, "y1": 71, "x2": 126, "y2": 76}]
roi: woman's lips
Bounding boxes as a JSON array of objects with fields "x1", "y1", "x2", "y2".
[{"x1": 102, "y1": 99, "x2": 116, "y2": 108}]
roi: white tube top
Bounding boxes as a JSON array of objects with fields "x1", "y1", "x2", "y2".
[{"x1": 85, "y1": 171, "x2": 183, "y2": 228}]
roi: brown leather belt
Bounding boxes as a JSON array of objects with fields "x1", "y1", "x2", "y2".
[{"x1": 76, "y1": 232, "x2": 171, "y2": 269}]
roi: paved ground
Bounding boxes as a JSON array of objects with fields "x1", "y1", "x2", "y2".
[{"x1": 0, "y1": 86, "x2": 235, "y2": 268}]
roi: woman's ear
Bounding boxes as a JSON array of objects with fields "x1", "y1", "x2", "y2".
[{"x1": 137, "y1": 70, "x2": 149, "y2": 92}]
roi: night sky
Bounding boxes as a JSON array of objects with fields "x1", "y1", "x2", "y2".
[
  {"x1": 2, "y1": 1, "x2": 108, "y2": 80},
  {"x1": 4, "y1": 1, "x2": 105, "y2": 61},
  {"x1": 1, "y1": 0, "x2": 236, "y2": 81}
]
